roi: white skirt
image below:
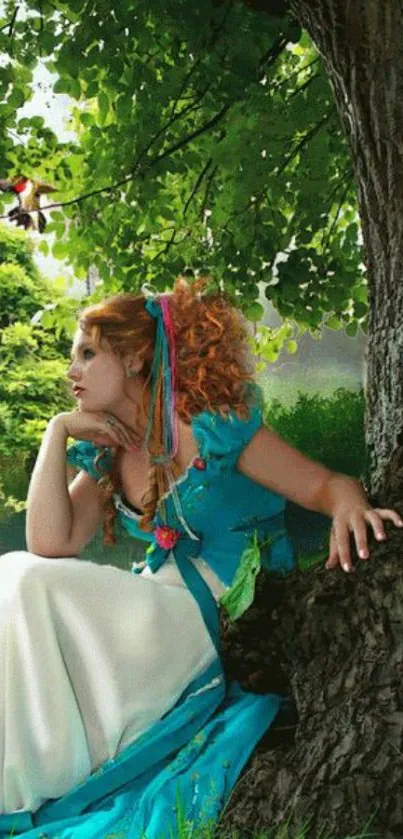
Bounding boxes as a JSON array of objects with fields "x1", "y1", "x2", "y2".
[{"x1": 0, "y1": 550, "x2": 225, "y2": 815}]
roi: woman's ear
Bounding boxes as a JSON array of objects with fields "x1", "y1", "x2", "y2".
[{"x1": 123, "y1": 354, "x2": 144, "y2": 376}]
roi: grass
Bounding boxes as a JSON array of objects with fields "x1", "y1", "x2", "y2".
[
  {"x1": 2, "y1": 782, "x2": 381, "y2": 839},
  {"x1": 3, "y1": 822, "x2": 382, "y2": 839}
]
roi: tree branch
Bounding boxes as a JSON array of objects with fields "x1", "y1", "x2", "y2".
[
  {"x1": 168, "y1": 2, "x2": 234, "y2": 121},
  {"x1": 321, "y1": 175, "x2": 353, "y2": 255},
  {"x1": 38, "y1": 0, "x2": 44, "y2": 59},
  {"x1": 258, "y1": 33, "x2": 290, "y2": 76},
  {"x1": 287, "y1": 72, "x2": 319, "y2": 99},
  {"x1": 6, "y1": 127, "x2": 24, "y2": 145},
  {"x1": 110, "y1": 75, "x2": 215, "y2": 189},
  {"x1": 168, "y1": 54, "x2": 206, "y2": 121},
  {"x1": 201, "y1": 164, "x2": 219, "y2": 218},
  {"x1": 276, "y1": 110, "x2": 333, "y2": 175},
  {"x1": 0, "y1": 5, "x2": 19, "y2": 36},
  {"x1": 151, "y1": 103, "x2": 230, "y2": 170},
  {"x1": 149, "y1": 226, "x2": 178, "y2": 263},
  {"x1": 271, "y1": 56, "x2": 321, "y2": 93},
  {"x1": 0, "y1": 103, "x2": 229, "y2": 222},
  {"x1": 183, "y1": 157, "x2": 214, "y2": 218}
]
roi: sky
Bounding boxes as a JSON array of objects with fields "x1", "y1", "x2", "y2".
[{"x1": 15, "y1": 61, "x2": 84, "y2": 295}]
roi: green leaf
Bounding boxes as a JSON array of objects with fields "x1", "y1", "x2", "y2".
[
  {"x1": 65, "y1": 155, "x2": 85, "y2": 176},
  {"x1": 116, "y1": 92, "x2": 133, "y2": 123},
  {"x1": 37, "y1": 31, "x2": 56, "y2": 55},
  {"x1": 346, "y1": 321, "x2": 358, "y2": 337},
  {"x1": 30, "y1": 115, "x2": 44, "y2": 130},
  {"x1": 52, "y1": 241, "x2": 69, "y2": 259},
  {"x1": 98, "y1": 91, "x2": 109, "y2": 126},
  {"x1": 8, "y1": 87, "x2": 26, "y2": 109},
  {"x1": 326, "y1": 315, "x2": 343, "y2": 330},
  {"x1": 53, "y1": 78, "x2": 73, "y2": 95},
  {"x1": 80, "y1": 111, "x2": 93, "y2": 127},
  {"x1": 245, "y1": 302, "x2": 264, "y2": 322},
  {"x1": 38, "y1": 240, "x2": 49, "y2": 256},
  {"x1": 41, "y1": 310, "x2": 54, "y2": 327},
  {"x1": 86, "y1": 81, "x2": 99, "y2": 99},
  {"x1": 50, "y1": 210, "x2": 65, "y2": 223},
  {"x1": 219, "y1": 532, "x2": 262, "y2": 621},
  {"x1": 353, "y1": 301, "x2": 367, "y2": 319},
  {"x1": 352, "y1": 285, "x2": 367, "y2": 304},
  {"x1": 69, "y1": 78, "x2": 81, "y2": 99},
  {"x1": 57, "y1": 43, "x2": 80, "y2": 79}
]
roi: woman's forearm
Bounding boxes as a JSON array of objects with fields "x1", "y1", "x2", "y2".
[{"x1": 26, "y1": 417, "x2": 73, "y2": 555}]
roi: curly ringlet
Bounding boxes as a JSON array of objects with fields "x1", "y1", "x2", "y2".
[{"x1": 76, "y1": 275, "x2": 257, "y2": 546}]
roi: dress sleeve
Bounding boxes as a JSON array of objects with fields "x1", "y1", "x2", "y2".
[
  {"x1": 66, "y1": 440, "x2": 113, "y2": 481},
  {"x1": 193, "y1": 399, "x2": 264, "y2": 471}
]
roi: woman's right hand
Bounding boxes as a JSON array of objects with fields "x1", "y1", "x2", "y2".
[{"x1": 52, "y1": 410, "x2": 142, "y2": 452}]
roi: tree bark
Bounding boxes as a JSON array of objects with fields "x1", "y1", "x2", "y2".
[{"x1": 219, "y1": 452, "x2": 403, "y2": 838}]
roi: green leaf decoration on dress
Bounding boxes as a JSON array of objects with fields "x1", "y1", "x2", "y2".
[{"x1": 219, "y1": 529, "x2": 285, "y2": 622}]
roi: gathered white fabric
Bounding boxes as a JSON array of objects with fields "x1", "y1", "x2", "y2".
[
  {"x1": 0, "y1": 551, "x2": 217, "y2": 815},
  {"x1": 140, "y1": 550, "x2": 228, "y2": 602}
]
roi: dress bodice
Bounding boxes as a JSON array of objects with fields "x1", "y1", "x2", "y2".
[{"x1": 66, "y1": 393, "x2": 296, "y2": 591}]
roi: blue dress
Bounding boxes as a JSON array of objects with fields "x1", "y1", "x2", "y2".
[{"x1": 0, "y1": 398, "x2": 296, "y2": 839}]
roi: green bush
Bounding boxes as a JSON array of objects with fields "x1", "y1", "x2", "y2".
[
  {"x1": 0, "y1": 453, "x2": 30, "y2": 524},
  {"x1": 263, "y1": 386, "x2": 367, "y2": 482}
]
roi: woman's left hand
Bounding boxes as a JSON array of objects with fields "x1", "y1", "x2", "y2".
[{"x1": 325, "y1": 502, "x2": 403, "y2": 573}]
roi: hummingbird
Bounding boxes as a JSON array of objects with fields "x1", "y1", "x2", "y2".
[{"x1": 0, "y1": 175, "x2": 57, "y2": 234}]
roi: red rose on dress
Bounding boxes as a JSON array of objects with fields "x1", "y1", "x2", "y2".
[
  {"x1": 154, "y1": 526, "x2": 181, "y2": 550},
  {"x1": 193, "y1": 457, "x2": 206, "y2": 471}
]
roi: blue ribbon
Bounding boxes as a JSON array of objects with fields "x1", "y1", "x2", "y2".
[
  {"x1": 145, "y1": 536, "x2": 220, "y2": 655},
  {"x1": 144, "y1": 297, "x2": 174, "y2": 464}
]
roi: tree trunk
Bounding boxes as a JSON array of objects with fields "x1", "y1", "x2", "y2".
[
  {"x1": 219, "y1": 452, "x2": 403, "y2": 838},
  {"x1": 286, "y1": 0, "x2": 403, "y2": 501},
  {"x1": 219, "y1": 4, "x2": 403, "y2": 835}
]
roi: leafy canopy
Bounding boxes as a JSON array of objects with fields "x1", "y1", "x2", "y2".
[{"x1": 0, "y1": 0, "x2": 366, "y2": 367}]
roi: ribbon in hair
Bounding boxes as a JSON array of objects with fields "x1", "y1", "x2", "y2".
[{"x1": 144, "y1": 295, "x2": 179, "y2": 464}]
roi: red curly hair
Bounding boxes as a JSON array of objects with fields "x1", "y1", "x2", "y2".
[{"x1": 76, "y1": 276, "x2": 258, "y2": 546}]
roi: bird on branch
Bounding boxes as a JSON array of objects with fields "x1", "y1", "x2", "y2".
[{"x1": 0, "y1": 175, "x2": 57, "y2": 234}]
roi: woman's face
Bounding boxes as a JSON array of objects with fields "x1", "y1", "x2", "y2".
[{"x1": 67, "y1": 327, "x2": 127, "y2": 411}]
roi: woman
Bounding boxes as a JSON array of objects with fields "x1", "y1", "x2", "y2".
[{"x1": 0, "y1": 277, "x2": 400, "y2": 838}]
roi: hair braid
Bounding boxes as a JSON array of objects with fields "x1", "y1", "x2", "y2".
[
  {"x1": 93, "y1": 448, "x2": 121, "y2": 545},
  {"x1": 139, "y1": 363, "x2": 168, "y2": 532}
]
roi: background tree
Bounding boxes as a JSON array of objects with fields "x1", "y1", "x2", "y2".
[{"x1": 0, "y1": 226, "x2": 80, "y2": 513}]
